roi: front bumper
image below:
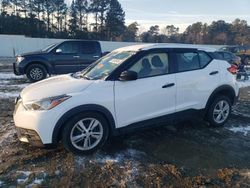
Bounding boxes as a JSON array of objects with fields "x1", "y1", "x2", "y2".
[
  {"x1": 13, "y1": 99, "x2": 60, "y2": 146},
  {"x1": 16, "y1": 127, "x2": 44, "y2": 147},
  {"x1": 13, "y1": 62, "x2": 20, "y2": 75},
  {"x1": 13, "y1": 62, "x2": 25, "y2": 75}
]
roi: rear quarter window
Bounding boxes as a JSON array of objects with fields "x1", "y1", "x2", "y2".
[
  {"x1": 80, "y1": 42, "x2": 100, "y2": 54},
  {"x1": 176, "y1": 52, "x2": 200, "y2": 72},
  {"x1": 199, "y1": 51, "x2": 212, "y2": 68},
  {"x1": 175, "y1": 51, "x2": 212, "y2": 72}
]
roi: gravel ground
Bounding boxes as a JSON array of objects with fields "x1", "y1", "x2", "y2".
[{"x1": 0, "y1": 59, "x2": 250, "y2": 187}]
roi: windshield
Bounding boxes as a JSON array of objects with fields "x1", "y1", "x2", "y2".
[
  {"x1": 74, "y1": 51, "x2": 136, "y2": 80},
  {"x1": 42, "y1": 43, "x2": 57, "y2": 52}
]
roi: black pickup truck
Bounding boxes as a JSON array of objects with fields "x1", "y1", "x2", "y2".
[{"x1": 13, "y1": 40, "x2": 104, "y2": 82}]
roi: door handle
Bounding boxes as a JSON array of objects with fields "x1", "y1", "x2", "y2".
[
  {"x1": 162, "y1": 83, "x2": 175, "y2": 88},
  {"x1": 73, "y1": 55, "x2": 80, "y2": 58},
  {"x1": 209, "y1": 71, "x2": 219, "y2": 75},
  {"x1": 93, "y1": 55, "x2": 100, "y2": 58}
]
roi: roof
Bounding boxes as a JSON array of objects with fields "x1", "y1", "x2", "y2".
[{"x1": 114, "y1": 43, "x2": 217, "y2": 52}]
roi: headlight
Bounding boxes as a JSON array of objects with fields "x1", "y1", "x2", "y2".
[
  {"x1": 23, "y1": 95, "x2": 71, "y2": 111},
  {"x1": 16, "y1": 56, "x2": 25, "y2": 63}
]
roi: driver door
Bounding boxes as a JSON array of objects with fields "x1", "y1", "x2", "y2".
[{"x1": 114, "y1": 52, "x2": 176, "y2": 129}]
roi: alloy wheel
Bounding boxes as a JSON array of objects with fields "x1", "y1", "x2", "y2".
[
  {"x1": 213, "y1": 100, "x2": 230, "y2": 124},
  {"x1": 70, "y1": 118, "x2": 103, "y2": 151},
  {"x1": 30, "y1": 67, "x2": 43, "y2": 80}
]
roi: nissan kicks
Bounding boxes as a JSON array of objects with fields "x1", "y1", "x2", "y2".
[{"x1": 13, "y1": 44, "x2": 240, "y2": 154}]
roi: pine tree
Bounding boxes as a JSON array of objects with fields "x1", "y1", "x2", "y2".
[
  {"x1": 54, "y1": 0, "x2": 67, "y2": 32},
  {"x1": 75, "y1": 0, "x2": 88, "y2": 31},
  {"x1": 43, "y1": 0, "x2": 55, "y2": 33},
  {"x1": 105, "y1": 0, "x2": 125, "y2": 40},
  {"x1": 68, "y1": 0, "x2": 78, "y2": 37}
]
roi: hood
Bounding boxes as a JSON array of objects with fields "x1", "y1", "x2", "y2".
[
  {"x1": 19, "y1": 50, "x2": 48, "y2": 57},
  {"x1": 20, "y1": 74, "x2": 93, "y2": 102}
]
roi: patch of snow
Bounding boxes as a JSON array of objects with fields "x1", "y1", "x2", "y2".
[
  {"x1": 16, "y1": 83, "x2": 29, "y2": 88},
  {"x1": 0, "y1": 91, "x2": 19, "y2": 98},
  {"x1": 17, "y1": 171, "x2": 32, "y2": 177},
  {"x1": 75, "y1": 149, "x2": 145, "y2": 166},
  {"x1": 227, "y1": 126, "x2": 250, "y2": 136},
  {"x1": 97, "y1": 156, "x2": 120, "y2": 163},
  {"x1": 0, "y1": 83, "x2": 29, "y2": 88},
  {"x1": 0, "y1": 80, "x2": 10, "y2": 84},
  {"x1": 238, "y1": 80, "x2": 250, "y2": 88},
  {"x1": 0, "y1": 73, "x2": 23, "y2": 79},
  {"x1": 33, "y1": 178, "x2": 44, "y2": 184},
  {"x1": 16, "y1": 171, "x2": 31, "y2": 184},
  {"x1": 26, "y1": 172, "x2": 47, "y2": 188},
  {"x1": 17, "y1": 177, "x2": 29, "y2": 184}
]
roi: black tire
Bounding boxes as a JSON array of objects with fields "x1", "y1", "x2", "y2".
[
  {"x1": 62, "y1": 112, "x2": 109, "y2": 155},
  {"x1": 206, "y1": 95, "x2": 232, "y2": 127},
  {"x1": 26, "y1": 64, "x2": 47, "y2": 82}
]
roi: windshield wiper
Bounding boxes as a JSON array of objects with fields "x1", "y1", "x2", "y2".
[{"x1": 83, "y1": 76, "x2": 91, "y2": 80}]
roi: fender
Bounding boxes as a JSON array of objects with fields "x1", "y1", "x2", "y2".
[
  {"x1": 205, "y1": 85, "x2": 236, "y2": 110},
  {"x1": 24, "y1": 56, "x2": 54, "y2": 74},
  {"x1": 52, "y1": 104, "x2": 116, "y2": 144}
]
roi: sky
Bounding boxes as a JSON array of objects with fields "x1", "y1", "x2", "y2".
[{"x1": 67, "y1": 0, "x2": 250, "y2": 33}]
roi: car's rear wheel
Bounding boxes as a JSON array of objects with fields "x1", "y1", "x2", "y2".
[
  {"x1": 62, "y1": 113, "x2": 109, "y2": 155},
  {"x1": 206, "y1": 95, "x2": 232, "y2": 127},
  {"x1": 26, "y1": 64, "x2": 47, "y2": 82}
]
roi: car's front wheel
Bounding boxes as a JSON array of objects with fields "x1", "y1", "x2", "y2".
[
  {"x1": 26, "y1": 64, "x2": 47, "y2": 82},
  {"x1": 206, "y1": 95, "x2": 232, "y2": 127},
  {"x1": 62, "y1": 113, "x2": 109, "y2": 155}
]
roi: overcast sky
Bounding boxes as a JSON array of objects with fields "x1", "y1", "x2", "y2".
[{"x1": 67, "y1": 0, "x2": 250, "y2": 32}]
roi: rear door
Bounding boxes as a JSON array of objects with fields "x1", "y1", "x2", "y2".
[
  {"x1": 175, "y1": 50, "x2": 220, "y2": 112},
  {"x1": 78, "y1": 42, "x2": 102, "y2": 70},
  {"x1": 52, "y1": 41, "x2": 82, "y2": 74}
]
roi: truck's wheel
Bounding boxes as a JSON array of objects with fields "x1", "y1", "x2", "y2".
[
  {"x1": 26, "y1": 64, "x2": 47, "y2": 82},
  {"x1": 62, "y1": 112, "x2": 109, "y2": 155},
  {"x1": 206, "y1": 95, "x2": 232, "y2": 127}
]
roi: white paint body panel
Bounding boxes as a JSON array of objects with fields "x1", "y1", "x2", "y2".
[
  {"x1": 114, "y1": 74, "x2": 176, "y2": 128},
  {"x1": 14, "y1": 76, "x2": 115, "y2": 144},
  {"x1": 176, "y1": 60, "x2": 221, "y2": 111}
]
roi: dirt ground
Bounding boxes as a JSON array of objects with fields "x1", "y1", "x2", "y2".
[{"x1": 0, "y1": 60, "x2": 250, "y2": 187}]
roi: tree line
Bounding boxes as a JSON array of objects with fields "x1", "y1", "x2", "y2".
[
  {"x1": 141, "y1": 19, "x2": 250, "y2": 45},
  {"x1": 0, "y1": 0, "x2": 126, "y2": 40},
  {"x1": 0, "y1": 0, "x2": 250, "y2": 45}
]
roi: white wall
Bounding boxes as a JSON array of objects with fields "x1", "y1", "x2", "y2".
[
  {"x1": 0, "y1": 34, "x2": 223, "y2": 57},
  {"x1": 0, "y1": 35, "x2": 139, "y2": 57}
]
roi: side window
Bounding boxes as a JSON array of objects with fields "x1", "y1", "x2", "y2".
[
  {"x1": 176, "y1": 52, "x2": 200, "y2": 72},
  {"x1": 81, "y1": 42, "x2": 97, "y2": 54},
  {"x1": 57, "y1": 42, "x2": 80, "y2": 54},
  {"x1": 129, "y1": 53, "x2": 169, "y2": 79},
  {"x1": 224, "y1": 52, "x2": 231, "y2": 59},
  {"x1": 199, "y1": 51, "x2": 212, "y2": 67}
]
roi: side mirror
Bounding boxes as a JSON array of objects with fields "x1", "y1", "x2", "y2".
[
  {"x1": 55, "y1": 49, "x2": 62, "y2": 54},
  {"x1": 119, "y1": 71, "x2": 138, "y2": 81}
]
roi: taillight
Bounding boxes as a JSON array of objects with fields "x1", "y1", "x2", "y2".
[{"x1": 227, "y1": 64, "x2": 238, "y2": 75}]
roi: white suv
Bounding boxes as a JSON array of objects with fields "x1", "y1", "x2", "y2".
[{"x1": 14, "y1": 44, "x2": 239, "y2": 154}]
